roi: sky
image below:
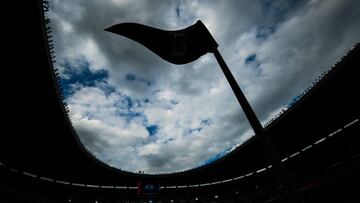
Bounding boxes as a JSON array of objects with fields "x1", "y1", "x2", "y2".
[{"x1": 49, "y1": 0, "x2": 360, "y2": 174}]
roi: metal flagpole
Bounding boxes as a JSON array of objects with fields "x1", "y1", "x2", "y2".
[{"x1": 213, "y1": 49, "x2": 303, "y2": 203}]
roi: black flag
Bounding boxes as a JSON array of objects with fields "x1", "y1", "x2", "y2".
[{"x1": 105, "y1": 20, "x2": 218, "y2": 65}]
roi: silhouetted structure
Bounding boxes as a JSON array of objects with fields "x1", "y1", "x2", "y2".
[
  {"x1": 105, "y1": 19, "x2": 302, "y2": 202},
  {"x1": 1, "y1": 1, "x2": 359, "y2": 202}
]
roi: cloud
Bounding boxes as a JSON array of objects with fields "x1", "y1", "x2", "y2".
[{"x1": 50, "y1": 0, "x2": 360, "y2": 173}]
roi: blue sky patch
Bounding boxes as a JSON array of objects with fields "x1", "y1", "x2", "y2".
[
  {"x1": 126, "y1": 73, "x2": 136, "y2": 81},
  {"x1": 203, "y1": 147, "x2": 232, "y2": 165},
  {"x1": 125, "y1": 73, "x2": 152, "y2": 86},
  {"x1": 123, "y1": 95, "x2": 134, "y2": 109},
  {"x1": 111, "y1": 94, "x2": 148, "y2": 123},
  {"x1": 286, "y1": 95, "x2": 301, "y2": 108},
  {"x1": 170, "y1": 99, "x2": 179, "y2": 105},
  {"x1": 97, "y1": 82, "x2": 116, "y2": 96},
  {"x1": 116, "y1": 95, "x2": 142, "y2": 110},
  {"x1": 185, "y1": 119, "x2": 213, "y2": 135},
  {"x1": 256, "y1": 26, "x2": 275, "y2": 40},
  {"x1": 186, "y1": 127, "x2": 202, "y2": 134},
  {"x1": 245, "y1": 54, "x2": 257, "y2": 64},
  {"x1": 174, "y1": 2, "x2": 195, "y2": 23},
  {"x1": 60, "y1": 60, "x2": 108, "y2": 97},
  {"x1": 201, "y1": 119, "x2": 212, "y2": 126},
  {"x1": 146, "y1": 125, "x2": 158, "y2": 136},
  {"x1": 118, "y1": 111, "x2": 143, "y2": 123}
]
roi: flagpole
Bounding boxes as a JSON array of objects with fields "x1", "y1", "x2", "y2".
[{"x1": 213, "y1": 49, "x2": 303, "y2": 203}]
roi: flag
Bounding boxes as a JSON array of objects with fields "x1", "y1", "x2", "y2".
[{"x1": 105, "y1": 20, "x2": 218, "y2": 65}]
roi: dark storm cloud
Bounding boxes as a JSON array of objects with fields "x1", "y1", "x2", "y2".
[
  {"x1": 248, "y1": 0, "x2": 360, "y2": 121},
  {"x1": 51, "y1": 0, "x2": 179, "y2": 78},
  {"x1": 75, "y1": 124, "x2": 111, "y2": 154},
  {"x1": 143, "y1": 153, "x2": 172, "y2": 168}
]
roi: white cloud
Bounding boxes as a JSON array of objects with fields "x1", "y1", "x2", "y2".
[{"x1": 50, "y1": 0, "x2": 360, "y2": 173}]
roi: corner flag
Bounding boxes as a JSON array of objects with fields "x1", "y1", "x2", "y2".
[{"x1": 105, "y1": 20, "x2": 218, "y2": 64}]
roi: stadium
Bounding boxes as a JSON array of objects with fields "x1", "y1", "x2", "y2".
[{"x1": 1, "y1": 1, "x2": 359, "y2": 202}]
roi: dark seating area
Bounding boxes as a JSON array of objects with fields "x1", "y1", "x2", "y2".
[{"x1": 1, "y1": 118, "x2": 358, "y2": 203}]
